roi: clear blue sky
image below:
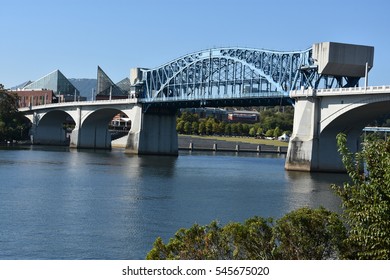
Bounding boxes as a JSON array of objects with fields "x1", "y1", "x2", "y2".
[{"x1": 1, "y1": 0, "x2": 389, "y2": 88}]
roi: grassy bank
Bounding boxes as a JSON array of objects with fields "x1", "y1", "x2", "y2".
[{"x1": 180, "y1": 135, "x2": 289, "y2": 147}]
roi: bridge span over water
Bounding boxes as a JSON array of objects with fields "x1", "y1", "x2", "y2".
[{"x1": 21, "y1": 42, "x2": 389, "y2": 172}]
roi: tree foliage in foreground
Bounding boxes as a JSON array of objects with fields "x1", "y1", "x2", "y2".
[
  {"x1": 147, "y1": 133, "x2": 390, "y2": 260},
  {"x1": 332, "y1": 133, "x2": 390, "y2": 259},
  {"x1": 0, "y1": 84, "x2": 30, "y2": 142},
  {"x1": 146, "y1": 207, "x2": 346, "y2": 260},
  {"x1": 273, "y1": 207, "x2": 346, "y2": 260}
]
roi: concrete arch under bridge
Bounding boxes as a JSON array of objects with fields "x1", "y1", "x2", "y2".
[
  {"x1": 25, "y1": 103, "x2": 135, "y2": 149},
  {"x1": 26, "y1": 109, "x2": 75, "y2": 146},
  {"x1": 22, "y1": 100, "x2": 178, "y2": 154},
  {"x1": 285, "y1": 86, "x2": 390, "y2": 172},
  {"x1": 70, "y1": 107, "x2": 132, "y2": 149}
]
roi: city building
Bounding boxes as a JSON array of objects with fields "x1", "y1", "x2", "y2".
[
  {"x1": 11, "y1": 69, "x2": 85, "y2": 107},
  {"x1": 227, "y1": 110, "x2": 260, "y2": 123},
  {"x1": 15, "y1": 89, "x2": 57, "y2": 108},
  {"x1": 182, "y1": 107, "x2": 260, "y2": 123}
]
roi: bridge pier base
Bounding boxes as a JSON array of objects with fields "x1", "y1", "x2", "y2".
[
  {"x1": 69, "y1": 127, "x2": 112, "y2": 149},
  {"x1": 69, "y1": 107, "x2": 112, "y2": 149},
  {"x1": 285, "y1": 97, "x2": 321, "y2": 171},
  {"x1": 125, "y1": 105, "x2": 178, "y2": 156},
  {"x1": 285, "y1": 96, "x2": 348, "y2": 172}
]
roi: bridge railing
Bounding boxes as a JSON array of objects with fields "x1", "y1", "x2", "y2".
[
  {"x1": 19, "y1": 98, "x2": 138, "y2": 112},
  {"x1": 141, "y1": 90, "x2": 287, "y2": 103},
  {"x1": 290, "y1": 85, "x2": 390, "y2": 98},
  {"x1": 19, "y1": 89, "x2": 291, "y2": 112}
]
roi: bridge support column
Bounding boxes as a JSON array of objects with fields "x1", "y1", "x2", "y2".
[
  {"x1": 69, "y1": 126, "x2": 111, "y2": 149},
  {"x1": 69, "y1": 107, "x2": 112, "y2": 150},
  {"x1": 125, "y1": 105, "x2": 178, "y2": 155},
  {"x1": 285, "y1": 93, "x2": 359, "y2": 172},
  {"x1": 285, "y1": 97, "x2": 320, "y2": 171}
]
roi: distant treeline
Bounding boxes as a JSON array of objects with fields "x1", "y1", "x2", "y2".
[{"x1": 176, "y1": 106, "x2": 294, "y2": 138}]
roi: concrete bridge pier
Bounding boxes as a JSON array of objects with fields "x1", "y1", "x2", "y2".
[
  {"x1": 125, "y1": 105, "x2": 178, "y2": 155},
  {"x1": 69, "y1": 126, "x2": 112, "y2": 149},
  {"x1": 69, "y1": 107, "x2": 113, "y2": 149},
  {"x1": 285, "y1": 97, "x2": 322, "y2": 172},
  {"x1": 285, "y1": 90, "x2": 363, "y2": 173}
]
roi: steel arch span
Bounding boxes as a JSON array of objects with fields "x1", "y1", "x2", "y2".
[{"x1": 139, "y1": 47, "x2": 314, "y2": 107}]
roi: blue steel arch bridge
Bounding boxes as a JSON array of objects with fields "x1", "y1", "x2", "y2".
[
  {"x1": 20, "y1": 42, "x2": 377, "y2": 171},
  {"x1": 133, "y1": 45, "x2": 365, "y2": 109}
]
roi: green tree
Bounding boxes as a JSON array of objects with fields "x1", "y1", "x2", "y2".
[
  {"x1": 265, "y1": 129, "x2": 274, "y2": 138},
  {"x1": 236, "y1": 123, "x2": 243, "y2": 136},
  {"x1": 205, "y1": 118, "x2": 215, "y2": 135},
  {"x1": 223, "y1": 217, "x2": 274, "y2": 260},
  {"x1": 249, "y1": 127, "x2": 256, "y2": 137},
  {"x1": 273, "y1": 207, "x2": 346, "y2": 260},
  {"x1": 147, "y1": 217, "x2": 274, "y2": 260},
  {"x1": 212, "y1": 122, "x2": 220, "y2": 135},
  {"x1": 231, "y1": 123, "x2": 238, "y2": 136},
  {"x1": 218, "y1": 122, "x2": 226, "y2": 136},
  {"x1": 179, "y1": 111, "x2": 199, "y2": 123},
  {"x1": 0, "y1": 85, "x2": 30, "y2": 142},
  {"x1": 183, "y1": 121, "x2": 191, "y2": 134},
  {"x1": 259, "y1": 106, "x2": 294, "y2": 132},
  {"x1": 176, "y1": 120, "x2": 185, "y2": 134},
  {"x1": 273, "y1": 127, "x2": 281, "y2": 138},
  {"x1": 332, "y1": 133, "x2": 390, "y2": 259},
  {"x1": 147, "y1": 207, "x2": 346, "y2": 260},
  {"x1": 191, "y1": 121, "x2": 199, "y2": 135},
  {"x1": 242, "y1": 124, "x2": 250, "y2": 136},
  {"x1": 224, "y1": 123, "x2": 232, "y2": 136},
  {"x1": 198, "y1": 121, "x2": 206, "y2": 135}
]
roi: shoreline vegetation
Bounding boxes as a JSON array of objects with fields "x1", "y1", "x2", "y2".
[{"x1": 148, "y1": 134, "x2": 390, "y2": 260}]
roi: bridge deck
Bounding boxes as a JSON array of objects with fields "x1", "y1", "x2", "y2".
[{"x1": 290, "y1": 85, "x2": 390, "y2": 98}]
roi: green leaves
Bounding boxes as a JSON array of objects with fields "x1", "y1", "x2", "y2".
[
  {"x1": 146, "y1": 209, "x2": 346, "y2": 260},
  {"x1": 273, "y1": 207, "x2": 346, "y2": 260},
  {"x1": 147, "y1": 218, "x2": 274, "y2": 260},
  {"x1": 0, "y1": 88, "x2": 30, "y2": 142},
  {"x1": 176, "y1": 106, "x2": 293, "y2": 137},
  {"x1": 332, "y1": 133, "x2": 390, "y2": 259}
]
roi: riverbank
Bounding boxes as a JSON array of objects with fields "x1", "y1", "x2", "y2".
[
  {"x1": 178, "y1": 135, "x2": 288, "y2": 154},
  {"x1": 4, "y1": 135, "x2": 288, "y2": 154}
]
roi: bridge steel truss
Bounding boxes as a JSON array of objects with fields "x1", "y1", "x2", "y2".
[{"x1": 140, "y1": 47, "x2": 315, "y2": 107}]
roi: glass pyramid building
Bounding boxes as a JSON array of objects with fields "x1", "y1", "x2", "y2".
[
  {"x1": 96, "y1": 66, "x2": 128, "y2": 99},
  {"x1": 116, "y1": 77, "x2": 131, "y2": 93},
  {"x1": 23, "y1": 69, "x2": 80, "y2": 96}
]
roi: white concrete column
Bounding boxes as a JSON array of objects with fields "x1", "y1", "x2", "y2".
[
  {"x1": 69, "y1": 107, "x2": 82, "y2": 148},
  {"x1": 126, "y1": 105, "x2": 178, "y2": 155},
  {"x1": 285, "y1": 96, "x2": 320, "y2": 171}
]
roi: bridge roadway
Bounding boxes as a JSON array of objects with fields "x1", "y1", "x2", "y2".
[{"x1": 20, "y1": 97, "x2": 138, "y2": 112}]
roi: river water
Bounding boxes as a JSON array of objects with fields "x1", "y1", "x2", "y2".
[{"x1": 0, "y1": 146, "x2": 348, "y2": 259}]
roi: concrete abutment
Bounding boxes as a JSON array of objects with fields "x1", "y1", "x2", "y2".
[
  {"x1": 284, "y1": 88, "x2": 382, "y2": 173},
  {"x1": 125, "y1": 105, "x2": 178, "y2": 156}
]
